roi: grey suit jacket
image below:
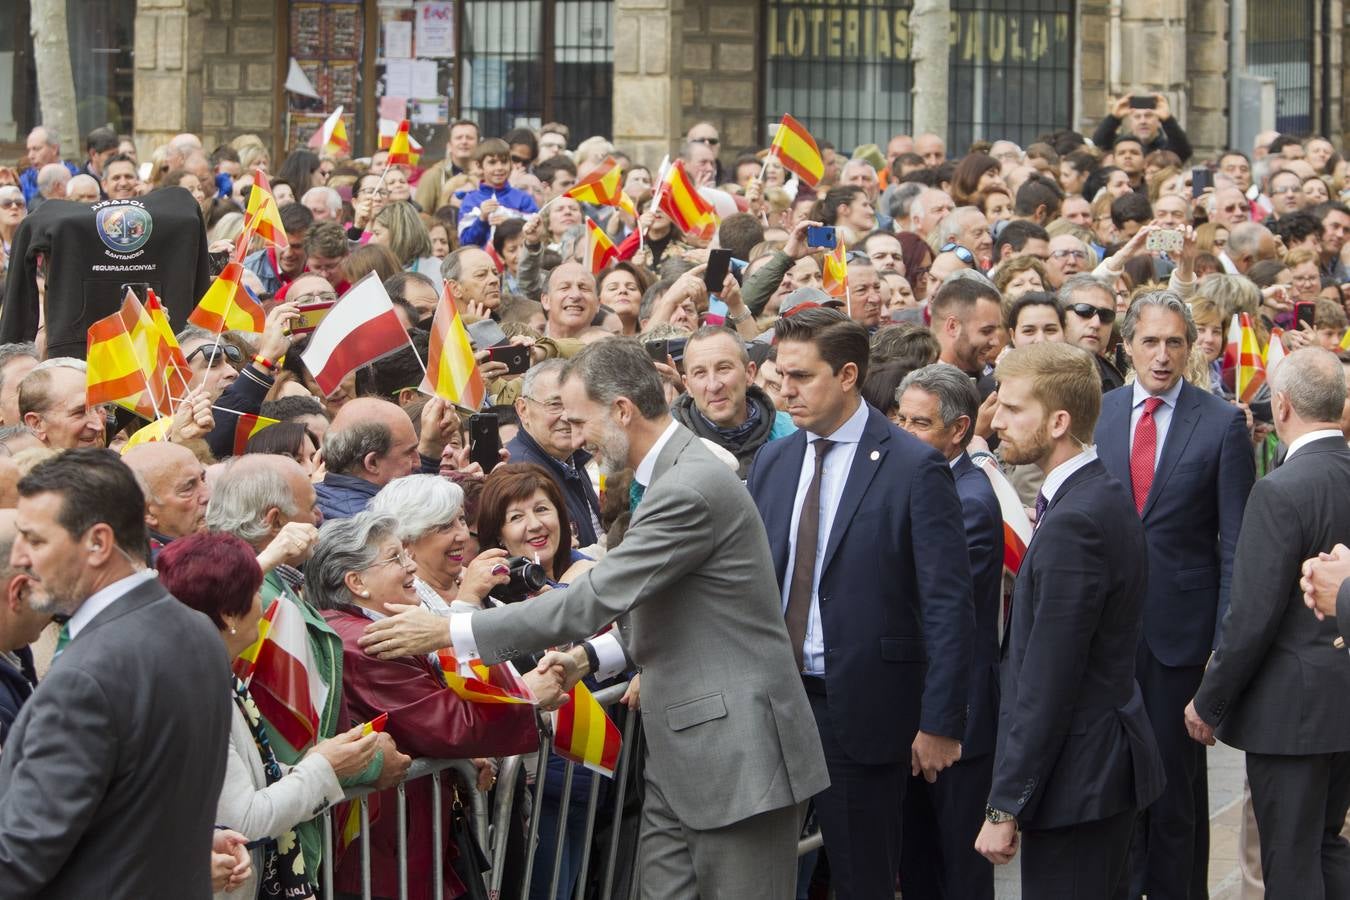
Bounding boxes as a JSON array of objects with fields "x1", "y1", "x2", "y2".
[
  {"x1": 472, "y1": 425, "x2": 830, "y2": 830},
  {"x1": 1195, "y1": 436, "x2": 1350, "y2": 754},
  {"x1": 0, "y1": 575, "x2": 232, "y2": 899}
]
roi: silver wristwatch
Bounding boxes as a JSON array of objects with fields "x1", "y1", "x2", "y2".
[{"x1": 984, "y1": 805, "x2": 1016, "y2": 825}]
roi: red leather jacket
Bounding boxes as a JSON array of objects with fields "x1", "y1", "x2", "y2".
[{"x1": 323, "y1": 607, "x2": 540, "y2": 900}]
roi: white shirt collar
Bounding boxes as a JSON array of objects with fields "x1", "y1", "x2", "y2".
[
  {"x1": 1285, "y1": 428, "x2": 1346, "y2": 462},
  {"x1": 1132, "y1": 376, "x2": 1184, "y2": 410},
  {"x1": 1039, "y1": 447, "x2": 1098, "y2": 506},
  {"x1": 948, "y1": 452, "x2": 965, "y2": 470},
  {"x1": 66, "y1": 569, "x2": 157, "y2": 640},
  {"x1": 807, "y1": 396, "x2": 869, "y2": 444},
  {"x1": 634, "y1": 418, "x2": 681, "y2": 488}
]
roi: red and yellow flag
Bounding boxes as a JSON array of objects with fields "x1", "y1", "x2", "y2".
[
  {"x1": 308, "y1": 107, "x2": 351, "y2": 157},
  {"x1": 552, "y1": 681, "x2": 622, "y2": 777},
  {"x1": 1222, "y1": 313, "x2": 1266, "y2": 403},
  {"x1": 768, "y1": 114, "x2": 825, "y2": 187},
  {"x1": 232, "y1": 599, "x2": 279, "y2": 681},
  {"x1": 188, "y1": 262, "x2": 266, "y2": 335},
  {"x1": 435, "y1": 649, "x2": 535, "y2": 705},
  {"x1": 420, "y1": 292, "x2": 486, "y2": 411},
  {"x1": 821, "y1": 242, "x2": 848, "y2": 299},
  {"x1": 385, "y1": 120, "x2": 419, "y2": 167},
  {"x1": 241, "y1": 170, "x2": 288, "y2": 253},
  {"x1": 585, "y1": 217, "x2": 618, "y2": 274},
  {"x1": 566, "y1": 157, "x2": 625, "y2": 208},
  {"x1": 144, "y1": 288, "x2": 191, "y2": 389},
  {"x1": 120, "y1": 416, "x2": 175, "y2": 453},
  {"x1": 657, "y1": 160, "x2": 719, "y2": 240},
  {"x1": 87, "y1": 299, "x2": 164, "y2": 420},
  {"x1": 229, "y1": 412, "x2": 279, "y2": 456},
  {"x1": 287, "y1": 301, "x2": 336, "y2": 337}
]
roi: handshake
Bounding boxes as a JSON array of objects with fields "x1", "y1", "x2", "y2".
[{"x1": 527, "y1": 647, "x2": 641, "y2": 712}]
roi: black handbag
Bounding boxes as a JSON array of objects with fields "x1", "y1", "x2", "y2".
[{"x1": 449, "y1": 781, "x2": 492, "y2": 900}]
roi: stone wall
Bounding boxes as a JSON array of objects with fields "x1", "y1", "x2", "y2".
[
  {"x1": 611, "y1": 0, "x2": 685, "y2": 171},
  {"x1": 199, "y1": 0, "x2": 278, "y2": 151},
  {"x1": 681, "y1": 0, "x2": 759, "y2": 157},
  {"x1": 132, "y1": 0, "x2": 206, "y2": 155}
]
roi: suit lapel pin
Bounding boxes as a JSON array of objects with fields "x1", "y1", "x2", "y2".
[{"x1": 869, "y1": 450, "x2": 880, "y2": 461}]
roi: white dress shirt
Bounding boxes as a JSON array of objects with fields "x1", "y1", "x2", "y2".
[
  {"x1": 66, "y1": 569, "x2": 157, "y2": 640},
  {"x1": 781, "y1": 398, "x2": 870, "y2": 676},
  {"x1": 448, "y1": 420, "x2": 680, "y2": 673},
  {"x1": 1129, "y1": 377, "x2": 1185, "y2": 469},
  {"x1": 1284, "y1": 428, "x2": 1346, "y2": 462},
  {"x1": 1038, "y1": 447, "x2": 1099, "y2": 507}
]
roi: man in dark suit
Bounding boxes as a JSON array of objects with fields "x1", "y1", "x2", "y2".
[
  {"x1": 747, "y1": 308, "x2": 976, "y2": 899},
  {"x1": 0, "y1": 449, "x2": 232, "y2": 898},
  {"x1": 1187, "y1": 347, "x2": 1350, "y2": 899},
  {"x1": 0, "y1": 509, "x2": 47, "y2": 745},
  {"x1": 1093, "y1": 289, "x2": 1254, "y2": 899},
  {"x1": 976, "y1": 342, "x2": 1165, "y2": 899},
  {"x1": 892, "y1": 363, "x2": 1004, "y2": 900}
]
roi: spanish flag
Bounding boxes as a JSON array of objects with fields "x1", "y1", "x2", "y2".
[
  {"x1": 385, "y1": 120, "x2": 419, "y2": 167},
  {"x1": 768, "y1": 114, "x2": 825, "y2": 187},
  {"x1": 1222, "y1": 313, "x2": 1266, "y2": 403},
  {"x1": 144, "y1": 289, "x2": 191, "y2": 383},
  {"x1": 243, "y1": 594, "x2": 329, "y2": 751},
  {"x1": 585, "y1": 217, "x2": 618, "y2": 274},
  {"x1": 308, "y1": 106, "x2": 351, "y2": 157},
  {"x1": 566, "y1": 157, "x2": 636, "y2": 216},
  {"x1": 188, "y1": 262, "x2": 267, "y2": 335},
  {"x1": 658, "y1": 160, "x2": 718, "y2": 240},
  {"x1": 232, "y1": 599, "x2": 279, "y2": 681},
  {"x1": 226, "y1": 411, "x2": 279, "y2": 457},
  {"x1": 87, "y1": 301, "x2": 162, "y2": 420},
  {"x1": 119, "y1": 416, "x2": 174, "y2": 454},
  {"x1": 821, "y1": 242, "x2": 848, "y2": 299},
  {"x1": 242, "y1": 170, "x2": 288, "y2": 252},
  {"x1": 435, "y1": 649, "x2": 535, "y2": 705},
  {"x1": 420, "y1": 292, "x2": 486, "y2": 411},
  {"x1": 287, "y1": 300, "x2": 336, "y2": 337},
  {"x1": 552, "y1": 681, "x2": 622, "y2": 777}
]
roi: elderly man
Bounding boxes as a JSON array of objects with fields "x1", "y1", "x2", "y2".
[
  {"x1": 1045, "y1": 233, "x2": 1093, "y2": 288},
  {"x1": 315, "y1": 397, "x2": 454, "y2": 519},
  {"x1": 442, "y1": 246, "x2": 502, "y2": 319},
  {"x1": 123, "y1": 442, "x2": 210, "y2": 552},
  {"x1": 683, "y1": 139, "x2": 719, "y2": 188},
  {"x1": 100, "y1": 154, "x2": 140, "y2": 200},
  {"x1": 0, "y1": 449, "x2": 231, "y2": 896},
  {"x1": 363, "y1": 338, "x2": 829, "y2": 899},
  {"x1": 19, "y1": 126, "x2": 77, "y2": 204},
  {"x1": 33, "y1": 163, "x2": 69, "y2": 208},
  {"x1": 301, "y1": 186, "x2": 342, "y2": 222},
  {"x1": 894, "y1": 363, "x2": 1003, "y2": 900},
  {"x1": 1221, "y1": 221, "x2": 1278, "y2": 275},
  {"x1": 935, "y1": 207, "x2": 994, "y2": 269},
  {"x1": 18, "y1": 359, "x2": 105, "y2": 449},
  {"x1": 915, "y1": 132, "x2": 946, "y2": 167},
  {"x1": 1210, "y1": 187, "x2": 1251, "y2": 230},
  {"x1": 1059, "y1": 274, "x2": 1126, "y2": 392},
  {"x1": 507, "y1": 359, "x2": 604, "y2": 545},
  {"x1": 909, "y1": 188, "x2": 955, "y2": 238},
  {"x1": 0, "y1": 509, "x2": 47, "y2": 744},
  {"x1": 0, "y1": 344, "x2": 38, "y2": 427},
  {"x1": 541, "y1": 261, "x2": 599, "y2": 341},
  {"x1": 207, "y1": 453, "x2": 411, "y2": 880},
  {"x1": 672, "y1": 326, "x2": 795, "y2": 478},
  {"x1": 64, "y1": 174, "x2": 100, "y2": 204}
]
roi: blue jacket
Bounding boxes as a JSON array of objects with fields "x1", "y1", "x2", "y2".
[
  {"x1": 951, "y1": 452, "x2": 1004, "y2": 758},
  {"x1": 19, "y1": 161, "x2": 78, "y2": 205},
  {"x1": 0, "y1": 648, "x2": 36, "y2": 745},
  {"x1": 1094, "y1": 379, "x2": 1254, "y2": 666},
  {"x1": 505, "y1": 428, "x2": 602, "y2": 547},
  {"x1": 315, "y1": 472, "x2": 382, "y2": 521},
  {"x1": 455, "y1": 182, "x2": 538, "y2": 248},
  {"x1": 747, "y1": 403, "x2": 976, "y2": 763}
]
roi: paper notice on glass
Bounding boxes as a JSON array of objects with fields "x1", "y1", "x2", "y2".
[
  {"x1": 410, "y1": 59, "x2": 440, "y2": 97},
  {"x1": 385, "y1": 59, "x2": 413, "y2": 97},
  {"x1": 384, "y1": 21, "x2": 413, "y2": 59},
  {"x1": 410, "y1": 98, "x2": 449, "y2": 125},
  {"x1": 415, "y1": 1, "x2": 456, "y2": 57},
  {"x1": 379, "y1": 95, "x2": 407, "y2": 121}
]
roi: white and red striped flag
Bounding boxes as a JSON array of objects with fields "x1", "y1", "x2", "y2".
[
  {"x1": 971, "y1": 453, "x2": 1034, "y2": 575},
  {"x1": 237, "y1": 596, "x2": 329, "y2": 750},
  {"x1": 300, "y1": 273, "x2": 412, "y2": 396}
]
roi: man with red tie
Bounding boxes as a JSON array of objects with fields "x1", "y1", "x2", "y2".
[{"x1": 1093, "y1": 290, "x2": 1254, "y2": 900}]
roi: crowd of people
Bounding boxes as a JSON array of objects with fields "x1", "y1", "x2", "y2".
[{"x1": 3, "y1": 91, "x2": 1350, "y2": 900}]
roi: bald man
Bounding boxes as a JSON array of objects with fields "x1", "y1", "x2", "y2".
[
  {"x1": 19, "y1": 362, "x2": 105, "y2": 450},
  {"x1": 314, "y1": 397, "x2": 459, "y2": 519},
  {"x1": 123, "y1": 442, "x2": 210, "y2": 552},
  {"x1": 64, "y1": 174, "x2": 100, "y2": 204},
  {"x1": 540, "y1": 261, "x2": 599, "y2": 340}
]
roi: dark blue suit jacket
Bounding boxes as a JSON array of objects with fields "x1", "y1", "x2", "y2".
[
  {"x1": 505, "y1": 428, "x2": 601, "y2": 547},
  {"x1": 1094, "y1": 379, "x2": 1254, "y2": 667},
  {"x1": 990, "y1": 459, "x2": 1165, "y2": 829},
  {"x1": 952, "y1": 452, "x2": 1004, "y2": 759},
  {"x1": 747, "y1": 403, "x2": 975, "y2": 765}
]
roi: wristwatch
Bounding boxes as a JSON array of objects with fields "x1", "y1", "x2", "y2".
[{"x1": 984, "y1": 805, "x2": 1016, "y2": 825}]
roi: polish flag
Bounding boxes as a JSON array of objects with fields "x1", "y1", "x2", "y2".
[
  {"x1": 245, "y1": 595, "x2": 329, "y2": 751},
  {"x1": 971, "y1": 453, "x2": 1034, "y2": 575},
  {"x1": 300, "y1": 273, "x2": 412, "y2": 396}
]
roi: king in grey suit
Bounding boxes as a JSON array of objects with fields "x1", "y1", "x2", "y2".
[
  {"x1": 361, "y1": 340, "x2": 829, "y2": 899},
  {"x1": 0, "y1": 449, "x2": 232, "y2": 899}
]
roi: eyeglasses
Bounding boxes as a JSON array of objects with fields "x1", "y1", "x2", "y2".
[
  {"x1": 291, "y1": 291, "x2": 338, "y2": 305},
  {"x1": 1292, "y1": 272, "x2": 1321, "y2": 284},
  {"x1": 370, "y1": 548, "x2": 415, "y2": 570},
  {"x1": 358, "y1": 188, "x2": 391, "y2": 198},
  {"x1": 1051, "y1": 249, "x2": 1089, "y2": 261},
  {"x1": 691, "y1": 137, "x2": 720, "y2": 146},
  {"x1": 844, "y1": 250, "x2": 871, "y2": 264},
  {"x1": 510, "y1": 156, "x2": 532, "y2": 165},
  {"x1": 1066, "y1": 302, "x2": 1116, "y2": 324},
  {"x1": 524, "y1": 396, "x2": 566, "y2": 415},
  {"x1": 1271, "y1": 185, "x2": 1301, "y2": 195},
  {"x1": 0, "y1": 197, "x2": 25, "y2": 210},
  {"x1": 938, "y1": 243, "x2": 977, "y2": 267},
  {"x1": 186, "y1": 343, "x2": 244, "y2": 367}
]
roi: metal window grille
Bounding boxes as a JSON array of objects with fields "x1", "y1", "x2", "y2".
[
  {"x1": 1246, "y1": 0, "x2": 1314, "y2": 134},
  {"x1": 762, "y1": 0, "x2": 1074, "y2": 154}
]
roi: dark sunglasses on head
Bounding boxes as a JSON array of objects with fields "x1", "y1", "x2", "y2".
[
  {"x1": 938, "y1": 243, "x2": 976, "y2": 267},
  {"x1": 1066, "y1": 302, "x2": 1116, "y2": 324},
  {"x1": 844, "y1": 250, "x2": 871, "y2": 264},
  {"x1": 186, "y1": 343, "x2": 244, "y2": 367}
]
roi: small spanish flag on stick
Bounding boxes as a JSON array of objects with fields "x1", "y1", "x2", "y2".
[
  {"x1": 552, "y1": 681, "x2": 623, "y2": 777},
  {"x1": 188, "y1": 263, "x2": 266, "y2": 335},
  {"x1": 435, "y1": 649, "x2": 536, "y2": 705},
  {"x1": 585, "y1": 217, "x2": 618, "y2": 274},
  {"x1": 766, "y1": 114, "x2": 825, "y2": 187},
  {"x1": 385, "y1": 120, "x2": 419, "y2": 167},
  {"x1": 420, "y1": 292, "x2": 486, "y2": 411},
  {"x1": 1222, "y1": 313, "x2": 1266, "y2": 403},
  {"x1": 657, "y1": 160, "x2": 719, "y2": 241}
]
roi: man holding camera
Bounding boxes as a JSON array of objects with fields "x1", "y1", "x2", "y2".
[
  {"x1": 1092, "y1": 93, "x2": 1193, "y2": 163},
  {"x1": 1093, "y1": 291, "x2": 1254, "y2": 899}
]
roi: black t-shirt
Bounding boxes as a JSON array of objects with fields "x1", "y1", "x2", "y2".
[{"x1": 0, "y1": 188, "x2": 211, "y2": 359}]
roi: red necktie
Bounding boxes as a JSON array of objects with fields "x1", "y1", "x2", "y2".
[{"x1": 1130, "y1": 397, "x2": 1164, "y2": 513}]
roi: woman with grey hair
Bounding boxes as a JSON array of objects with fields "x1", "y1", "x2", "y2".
[
  {"x1": 368, "y1": 473, "x2": 509, "y2": 616},
  {"x1": 307, "y1": 511, "x2": 546, "y2": 900}
]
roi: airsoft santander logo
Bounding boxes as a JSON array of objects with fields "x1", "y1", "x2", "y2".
[{"x1": 94, "y1": 200, "x2": 154, "y2": 257}]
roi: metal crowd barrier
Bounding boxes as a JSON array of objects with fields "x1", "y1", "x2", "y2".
[{"x1": 317, "y1": 679, "x2": 821, "y2": 900}]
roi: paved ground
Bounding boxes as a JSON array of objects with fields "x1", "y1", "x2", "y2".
[{"x1": 991, "y1": 742, "x2": 1248, "y2": 898}]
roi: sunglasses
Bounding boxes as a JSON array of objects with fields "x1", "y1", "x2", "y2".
[
  {"x1": 692, "y1": 137, "x2": 720, "y2": 146},
  {"x1": 510, "y1": 156, "x2": 532, "y2": 165},
  {"x1": 938, "y1": 243, "x2": 977, "y2": 267},
  {"x1": 1066, "y1": 303, "x2": 1116, "y2": 324},
  {"x1": 844, "y1": 250, "x2": 871, "y2": 264},
  {"x1": 186, "y1": 343, "x2": 245, "y2": 367},
  {"x1": 0, "y1": 198, "x2": 24, "y2": 210}
]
